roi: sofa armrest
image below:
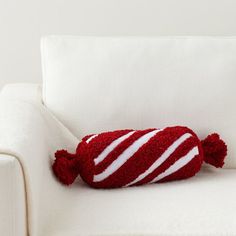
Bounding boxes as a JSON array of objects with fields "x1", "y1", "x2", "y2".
[
  {"x1": 1, "y1": 83, "x2": 42, "y2": 103},
  {"x1": 0, "y1": 154, "x2": 26, "y2": 236},
  {"x1": 0, "y1": 85, "x2": 78, "y2": 235}
]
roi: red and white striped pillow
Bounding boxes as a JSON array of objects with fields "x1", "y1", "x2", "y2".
[{"x1": 52, "y1": 126, "x2": 227, "y2": 189}]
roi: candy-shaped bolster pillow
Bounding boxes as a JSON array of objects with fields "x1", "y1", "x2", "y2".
[{"x1": 52, "y1": 126, "x2": 227, "y2": 188}]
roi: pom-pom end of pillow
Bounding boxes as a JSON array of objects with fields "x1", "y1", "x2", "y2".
[
  {"x1": 52, "y1": 150, "x2": 79, "y2": 185},
  {"x1": 201, "y1": 133, "x2": 227, "y2": 168}
]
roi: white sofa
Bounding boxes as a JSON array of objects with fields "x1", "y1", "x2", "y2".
[{"x1": 1, "y1": 36, "x2": 236, "y2": 236}]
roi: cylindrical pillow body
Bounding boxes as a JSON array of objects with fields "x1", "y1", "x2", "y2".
[{"x1": 53, "y1": 126, "x2": 227, "y2": 189}]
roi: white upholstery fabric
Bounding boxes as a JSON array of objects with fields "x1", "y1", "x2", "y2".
[
  {"x1": 41, "y1": 36, "x2": 236, "y2": 168},
  {"x1": 0, "y1": 155, "x2": 26, "y2": 236},
  {"x1": 47, "y1": 167, "x2": 236, "y2": 236},
  {"x1": 0, "y1": 84, "x2": 236, "y2": 236},
  {"x1": 0, "y1": 87, "x2": 78, "y2": 236},
  {"x1": 1, "y1": 83, "x2": 42, "y2": 104}
]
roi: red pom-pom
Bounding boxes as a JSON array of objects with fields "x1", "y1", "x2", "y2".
[
  {"x1": 52, "y1": 150, "x2": 80, "y2": 185},
  {"x1": 55, "y1": 149, "x2": 75, "y2": 160},
  {"x1": 201, "y1": 133, "x2": 227, "y2": 168}
]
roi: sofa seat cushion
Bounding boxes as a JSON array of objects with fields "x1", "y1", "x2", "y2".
[{"x1": 48, "y1": 167, "x2": 236, "y2": 236}]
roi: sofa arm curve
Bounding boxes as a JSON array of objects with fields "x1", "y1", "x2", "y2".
[
  {"x1": 0, "y1": 96, "x2": 78, "y2": 236},
  {"x1": 0, "y1": 154, "x2": 27, "y2": 236}
]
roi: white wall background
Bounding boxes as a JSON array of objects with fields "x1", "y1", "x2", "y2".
[{"x1": 1, "y1": 0, "x2": 236, "y2": 89}]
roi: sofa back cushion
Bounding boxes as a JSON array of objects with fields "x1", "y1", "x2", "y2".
[{"x1": 41, "y1": 36, "x2": 236, "y2": 168}]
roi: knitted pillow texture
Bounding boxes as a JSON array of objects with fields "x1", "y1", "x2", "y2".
[{"x1": 52, "y1": 126, "x2": 227, "y2": 189}]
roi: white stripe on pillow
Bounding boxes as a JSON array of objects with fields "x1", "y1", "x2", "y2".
[
  {"x1": 93, "y1": 129, "x2": 161, "y2": 182},
  {"x1": 149, "y1": 146, "x2": 199, "y2": 184},
  {"x1": 125, "y1": 133, "x2": 192, "y2": 187},
  {"x1": 94, "y1": 131, "x2": 136, "y2": 165}
]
